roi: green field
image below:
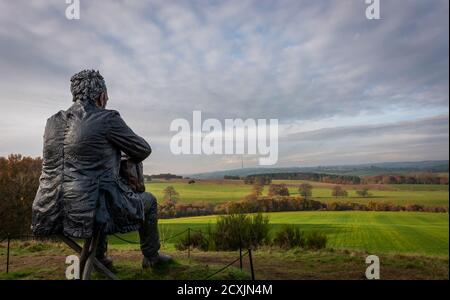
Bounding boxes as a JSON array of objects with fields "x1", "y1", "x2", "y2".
[
  {"x1": 284, "y1": 186, "x2": 449, "y2": 207},
  {"x1": 146, "y1": 180, "x2": 449, "y2": 207},
  {"x1": 111, "y1": 211, "x2": 449, "y2": 257},
  {"x1": 2, "y1": 179, "x2": 448, "y2": 279},
  {"x1": 146, "y1": 180, "x2": 251, "y2": 204},
  {"x1": 137, "y1": 180, "x2": 449, "y2": 257}
]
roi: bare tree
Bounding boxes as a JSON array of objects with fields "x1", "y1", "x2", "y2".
[
  {"x1": 356, "y1": 188, "x2": 370, "y2": 198},
  {"x1": 298, "y1": 183, "x2": 313, "y2": 200},
  {"x1": 331, "y1": 186, "x2": 348, "y2": 198}
]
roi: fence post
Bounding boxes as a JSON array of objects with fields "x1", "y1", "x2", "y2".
[
  {"x1": 6, "y1": 233, "x2": 10, "y2": 274},
  {"x1": 239, "y1": 234, "x2": 243, "y2": 270},
  {"x1": 187, "y1": 228, "x2": 191, "y2": 261},
  {"x1": 248, "y1": 248, "x2": 255, "y2": 280}
]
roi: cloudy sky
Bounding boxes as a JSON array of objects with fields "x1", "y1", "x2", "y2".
[{"x1": 0, "y1": 0, "x2": 448, "y2": 174}]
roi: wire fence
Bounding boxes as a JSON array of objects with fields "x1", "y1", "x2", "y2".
[
  {"x1": 0, "y1": 229, "x2": 256, "y2": 280},
  {"x1": 112, "y1": 228, "x2": 189, "y2": 245}
]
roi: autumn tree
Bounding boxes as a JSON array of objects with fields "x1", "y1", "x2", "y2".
[
  {"x1": 163, "y1": 186, "x2": 180, "y2": 203},
  {"x1": 252, "y1": 183, "x2": 264, "y2": 197},
  {"x1": 0, "y1": 155, "x2": 42, "y2": 235},
  {"x1": 268, "y1": 184, "x2": 290, "y2": 197}
]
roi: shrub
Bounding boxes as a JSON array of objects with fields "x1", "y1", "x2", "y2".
[
  {"x1": 273, "y1": 225, "x2": 305, "y2": 249},
  {"x1": 404, "y1": 204, "x2": 425, "y2": 212},
  {"x1": 305, "y1": 231, "x2": 327, "y2": 250},
  {"x1": 213, "y1": 213, "x2": 270, "y2": 250}
]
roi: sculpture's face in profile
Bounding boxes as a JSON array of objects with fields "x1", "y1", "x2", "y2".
[{"x1": 96, "y1": 90, "x2": 109, "y2": 109}]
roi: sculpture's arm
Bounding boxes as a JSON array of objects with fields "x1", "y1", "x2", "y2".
[{"x1": 106, "y1": 111, "x2": 152, "y2": 162}]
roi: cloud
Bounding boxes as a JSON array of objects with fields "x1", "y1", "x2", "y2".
[
  {"x1": 284, "y1": 115, "x2": 449, "y2": 141},
  {"x1": 0, "y1": 0, "x2": 448, "y2": 173},
  {"x1": 280, "y1": 115, "x2": 449, "y2": 166}
]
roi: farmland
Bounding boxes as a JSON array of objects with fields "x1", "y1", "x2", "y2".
[
  {"x1": 141, "y1": 179, "x2": 449, "y2": 257},
  {"x1": 146, "y1": 179, "x2": 449, "y2": 207},
  {"x1": 110, "y1": 211, "x2": 449, "y2": 257},
  {"x1": 0, "y1": 178, "x2": 448, "y2": 280}
]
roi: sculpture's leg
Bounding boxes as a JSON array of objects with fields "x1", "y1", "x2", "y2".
[
  {"x1": 138, "y1": 192, "x2": 161, "y2": 258},
  {"x1": 95, "y1": 230, "x2": 108, "y2": 259}
]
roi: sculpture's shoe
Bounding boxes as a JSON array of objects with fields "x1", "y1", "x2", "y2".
[
  {"x1": 142, "y1": 253, "x2": 172, "y2": 269},
  {"x1": 97, "y1": 256, "x2": 114, "y2": 271}
]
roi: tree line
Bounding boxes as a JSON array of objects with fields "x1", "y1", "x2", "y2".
[
  {"x1": 0, "y1": 155, "x2": 42, "y2": 235},
  {"x1": 156, "y1": 183, "x2": 448, "y2": 219},
  {"x1": 245, "y1": 172, "x2": 362, "y2": 184},
  {"x1": 147, "y1": 173, "x2": 183, "y2": 180},
  {"x1": 241, "y1": 172, "x2": 448, "y2": 185},
  {"x1": 158, "y1": 193, "x2": 448, "y2": 219},
  {"x1": 362, "y1": 174, "x2": 448, "y2": 185}
]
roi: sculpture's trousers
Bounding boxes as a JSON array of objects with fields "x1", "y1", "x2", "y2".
[{"x1": 96, "y1": 192, "x2": 161, "y2": 259}]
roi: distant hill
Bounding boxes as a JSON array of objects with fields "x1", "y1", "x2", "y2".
[{"x1": 188, "y1": 160, "x2": 449, "y2": 179}]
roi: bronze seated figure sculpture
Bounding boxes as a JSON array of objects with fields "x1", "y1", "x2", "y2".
[{"x1": 31, "y1": 70, "x2": 170, "y2": 279}]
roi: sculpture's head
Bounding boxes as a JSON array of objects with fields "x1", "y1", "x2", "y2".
[{"x1": 70, "y1": 69, "x2": 108, "y2": 108}]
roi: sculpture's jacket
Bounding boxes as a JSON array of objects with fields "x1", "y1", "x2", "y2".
[{"x1": 32, "y1": 100, "x2": 151, "y2": 238}]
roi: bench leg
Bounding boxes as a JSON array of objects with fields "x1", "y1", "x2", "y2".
[
  {"x1": 79, "y1": 237, "x2": 92, "y2": 278},
  {"x1": 82, "y1": 228, "x2": 102, "y2": 280},
  {"x1": 59, "y1": 233, "x2": 119, "y2": 280}
]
